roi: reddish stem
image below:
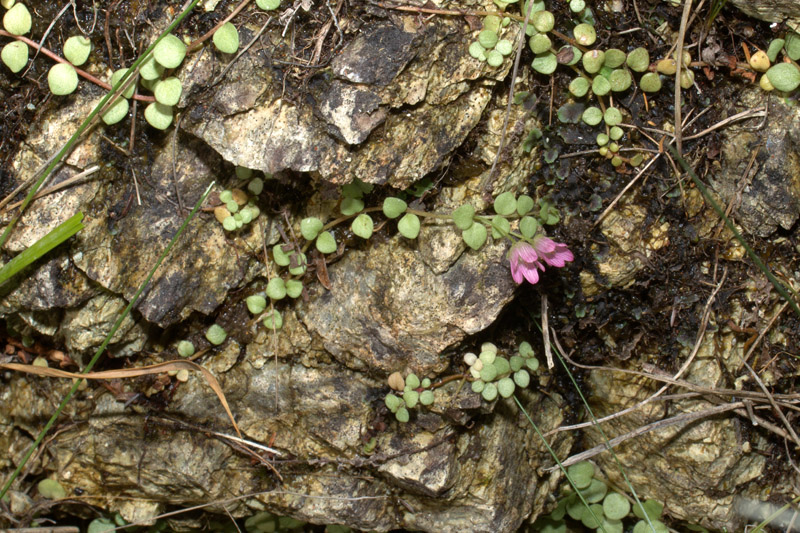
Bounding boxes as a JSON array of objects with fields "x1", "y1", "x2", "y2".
[{"x1": 0, "y1": 29, "x2": 155, "y2": 102}]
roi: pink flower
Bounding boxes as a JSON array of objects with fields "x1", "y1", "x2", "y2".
[{"x1": 508, "y1": 236, "x2": 574, "y2": 285}]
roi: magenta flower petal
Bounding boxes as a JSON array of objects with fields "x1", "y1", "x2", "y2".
[{"x1": 508, "y1": 236, "x2": 574, "y2": 285}]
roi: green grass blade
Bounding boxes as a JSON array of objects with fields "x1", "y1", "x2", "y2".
[
  {"x1": 668, "y1": 145, "x2": 800, "y2": 319},
  {"x1": 513, "y1": 395, "x2": 607, "y2": 533},
  {"x1": 0, "y1": 212, "x2": 83, "y2": 286},
  {"x1": 0, "y1": 0, "x2": 202, "y2": 251},
  {"x1": 0, "y1": 181, "x2": 214, "y2": 501},
  {"x1": 529, "y1": 312, "x2": 657, "y2": 532}
]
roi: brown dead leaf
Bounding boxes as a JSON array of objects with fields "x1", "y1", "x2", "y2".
[{"x1": 0, "y1": 360, "x2": 241, "y2": 437}]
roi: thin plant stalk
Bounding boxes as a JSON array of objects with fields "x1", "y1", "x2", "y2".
[
  {"x1": 0, "y1": 0, "x2": 202, "y2": 251},
  {"x1": 530, "y1": 313, "x2": 657, "y2": 532},
  {"x1": 513, "y1": 395, "x2": 607, "y2": 533},
  {"x1": 668, "y1": 145, "x2": 800, "y2": 319},
  {"x1": 0, "y1": 182, "x2": 214, "y2": 501}
]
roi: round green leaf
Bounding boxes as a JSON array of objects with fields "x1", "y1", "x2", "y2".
[
  {"x1": 273, "y1": 244, "x2": 291, "y2": 266},
  {"x1": 633, "y1": 520, "x2": 668, "y2": 533},
  {"x1": 497, "y1": 377, "x2": 515, "y2": 398},
  {"x1": 300, "y1": 217, "x2": 323, "y2": 240},
  {"x1": 603, "y1": 48, "x2": 626, "y2": 68},
  {"x1": 247, "y1": 177, "x2": 263, "y2": 195},
  {"x1": 256, "y1": 0, "x2": 281, "y2": 9},
  {"x1": 766, "y1": 62, "x2": 800, "y2": 92},
  {"x1": 266, "y1": 277, "x2": 286, "y2": 300},
  {"x1": 37, "y1": 479, "x2": 66, "y2": 499},
  {"x1": 177, "y1": 340, "x2": 195, "y2": 357},
  {"x1": 471, "y1": 379, "x2": 485, "y2": 393},
  {"x1": 477, "y1": 29, "x2": 498, "y2": 49},
  {"x1": 520, "y1": 216, "x2": 538, "y2": 236},
  {"x1": 205, "y1": 324, "x2": 227, "y2": 345},
  {"x1": 405, "y1": 373, "x2": 420, "y2": 389},
  {"x1": 480, "y1": 350, "x2": 496, "y2": 365},
  {"x1": 404, "y1": 390, "x2": 419, "y2": 408},
  {"x1": 483, "y1": 15, "x2": 501, "y2": 32},
  {"x1": 633, "y1": 499, "x2": 664, "y2": 520},
  {"x1": 516, "y1": 194, "x2": 534, "y2": 215},
  {"x1": 582, "y1": 49, "x2": 604, "y2": 73},
  {"x1": 569, "y1": 77, "x2": 590, "y2": 97},
  {"x1": 569, "y1": 0, "x2": 585, "y2": 11},
  {"x1": 591, "y1": 75, "x2": 610, "y2": 96},
  {"x1": 786, "y1": 31, "x2": 800, "y2": 61},
  {"x1": 639, "y1": 72, "x2": 662, "y2": 92},
  {"x1": 2, "y1": 41, "x2": 28, "y2": 73},
  {"x1": 479, "y1": 362, "x2": 498, "y2": 382},
  {"x1": 397, "y1": 212, "x2": 420, "y2": 239},
  {"x1": 567, "y1": 461, "x2": 595, "y2": 489},
  {"x1": 510, "y1": 355, "x2": 524, "y2": 372},
  {"x1": 452, "y1": 204, "x2": 475, "y2": 230},
  {"x1": 340, "y1": 196, "x2": 364, "y2": 215},
  {"x1": 351, "y1": 213, "x2": 374, "y2": 239},
  {"x1": 513, "y1": 369, "x2": 530, "y2": 387},
  {"x1": 519, "y1": 341, "x2": 534, "y2": 357},
  {"x1": 600, "y1": 518, "x2": 624, "y2": 533},
  {"x1": 419, "y1": 390, "x2": 434, "y2": 405},
  {"x1": 486, "y1": 50, "x2": 503, "y2": 67},
  {"x1": 532, "y1": 52, "x2": 557, "y2": 74},
  {"x1": 566, "y1": 495, "x2": 586, "y2": 520},
  {"x1": 462, "y1": 222, "x2": 487, "y2": 250},
  {"x1": 222, "y1": 216, "x2": 236, "y2": 231},
  {"x1": 582, "y1": 479, "x2": 608, "y2": 503},
  {"x1": 604, "y1": 107, "x2": 623, "y2": 126},
  {"x1": 603, "y1": 492, "x2": 631, "y2": 521},
  {"x1": 626, "y1": 47, "x2": 650, "y2": 72},
  {"x1": 154, "y1": 76, "x2": 182, "y2": 106},
  {"x1": 481, "y1": 382, "x2": 498, "y2": 401},
  {"x1": 315, "y1": 231, "x2": 337, "y2": 254},
  {"x1": 468, "y1": 41, "x2": 487, "y2": 60},
  {"x1": 767, "y1": 38, "x2": 785, "y2": 62},
  {"x1": 3, "y1": 3, "x2": 31, "y2": 35},
  {"x1": 529, "y1": 33, "x2": 551, "y2": 54},
  {"x1": 144, "y1": 102, "x2": 173, "y2": 130},
  {"x1": 101, "y1": 97, "x2": 129, "y2": 125},
  {"x1": 262, "y1": 309, "x2": 282, "y2": 330},
  {"x1": 609, "y1": 69, "x2": 632, "y2": 91},
  {"x1": 139, "y1": 54, "x2": 164, "y2": 80},
  {"x1": 491, "y1": 215, "x2": 510, "y2": 239},
  {"x1": 47, "y1": 62, "x2": 79, "y2": 95},
  {"x1": 110, "y1": 68, "x2": 135, "y2": 98},
  {"x1": 285, "y1": 279, "x2": 303, "y2": 298},
  {"x1": 385, "y1": 393, "x2": 402, "y2": 412},
  {"x1": 382, "y1": 197, "x2": 407, "y2": 218},
  {"x1": 582, "y1": 106, "x2": 602, "y2": 126},
  {"x1": 580, "y1": 504, "x2": 604, "y2": 529},
  {"x1": 213, "y1": 22, "x2": 239, "y2": 54},
  {"x1": 495, "y1": 39, "x2": 513, "y2": 55},
  {"x1": 494, "y1": 191, "x2": 517, "y2": 215},
  {"x1": 395, "y1": 406, "x2": 409, "y2": 422},
  {"x1": 63, "y1": 35, "x2": 91, "y2": 66},
  {"x1": 153, "y1": 33, "x2": 186, "y2": 69},
  {"x1": 246, "y1": 294, "x2": 267, "y2": 314},
  {"x1": 573, "y1": 23, "x2": 596, "y2": 46},
  {"x1": 532, "y1": 10, "x2": 554, "y2": 32},
  {"x1": 526, "y1": 357, "x2": 540, "y2": 370},
  {"x1": 288, "y1": 252, "x2": 307, "y2": 276}
]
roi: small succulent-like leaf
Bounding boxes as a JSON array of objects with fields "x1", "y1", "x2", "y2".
[
  {"x1": 493, "y1": 191, "x2": 517, "y2": 215},
  {"x1": 63, "y1": 35, "x2": 92, "y2": 66},
  {"x1": 397, "y1": 213, "x2": 420, "y2": 239},
  {"x1": 382, "y1": 197, "x2": 407, "y2": 218},
  {"x1": 213, "y1": 22, "x2": 240, "y2": 54},
  {"x1": 153, "y1": 33, "x2": 186, "y2": 69},
  {"x1": 144, "y1": 102, "x2": 173, "y2": 130},
  {"x1": 766, "y1": 62, "x2": 800, "y2": 92},
  {"x1": 315, "y1": 231, "x2": 337, "y2": 254},
  {"x1": 452, "y1": 204, "x2": 475, "y2": 230},
  {"x1": 246, "y1": 295, "x2": 267, "y2": 314},
  {"x1": 462, "y1": 221, "x2": 487, "y2": 249},
  {"x1": 351, "y1": 213, "x2": 374, "y2": 239},
  {"x1": 205, "y1": 324, "x2": 227, "y2": 345},
  {"x1": 300, "y1": 217, "x2": 323, "y2": 241},
  {"x1": 1, "y1": 41, "x2": 28, "y2": 73}
]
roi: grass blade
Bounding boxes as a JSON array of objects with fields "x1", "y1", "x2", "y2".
[
  {"x1": 668, "y1": 145, "x2": 800, "y2": 319},
  {"x1": 0, "y1": 0, "x2": 201, "y2": 251},
  {"x1": 0, "y1": 181, "x2": 215, "y2": 501},
  {"x1": 0, "y1": 212, "x2": 83, "y2": 286}
]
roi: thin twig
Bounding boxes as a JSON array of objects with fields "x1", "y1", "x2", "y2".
[
  {"x1": 2, "y1": 166, "x2": 100, "y2": 212},
  {"x1": 546, "y1": 268, "x2": 727, "y2": 436},
  {"x1": 673, "y1": 0, "x2": 693, "y2": 155},
  {"x1": 742, "y1": 360, "x2": 800, "y2": 447}
]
